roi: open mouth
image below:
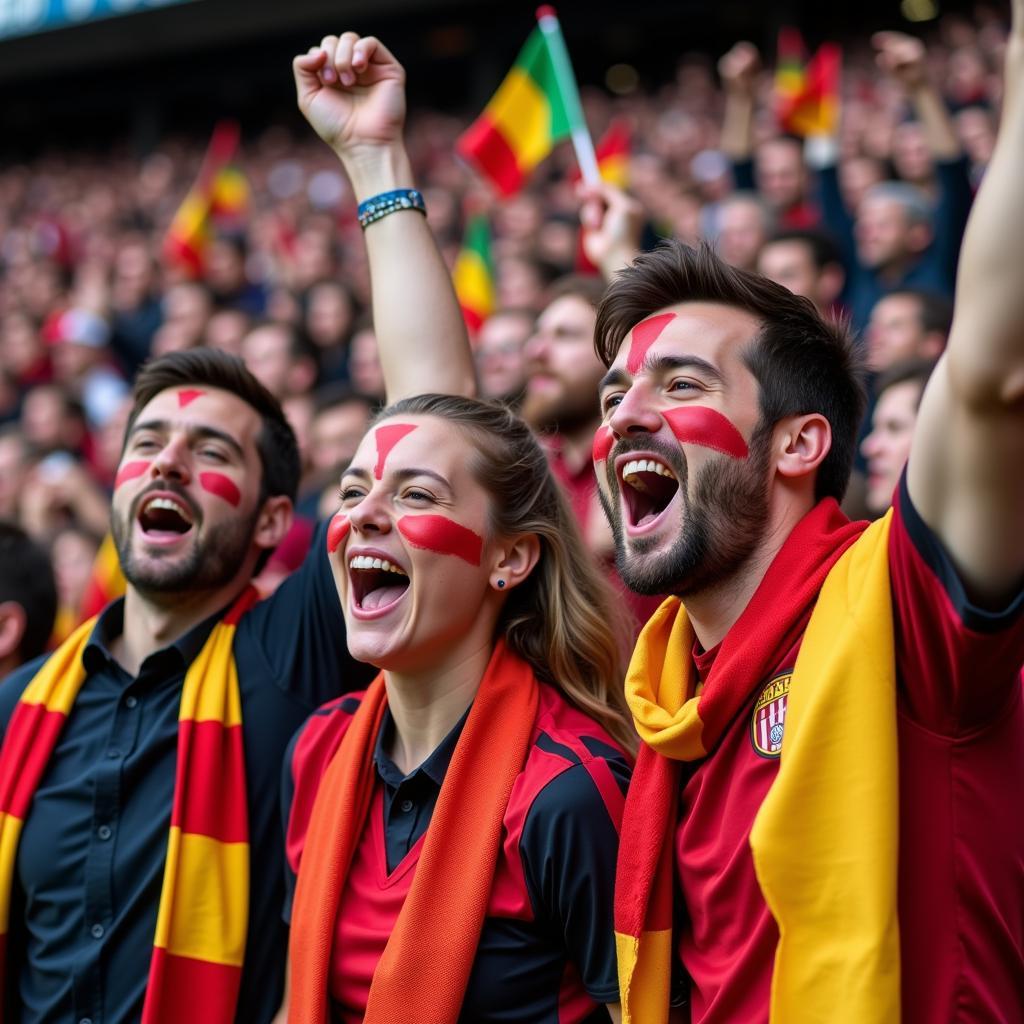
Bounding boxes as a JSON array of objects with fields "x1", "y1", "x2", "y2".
[
  {"x1": 137, "y1": 495, "x2": 195, "y2": 538},
  {"x1": 620, "y1": 457, "x2": 680, "y2": 531},
  {"x1": 348, "y1": 554, "x2": 410, "y2": 614}
]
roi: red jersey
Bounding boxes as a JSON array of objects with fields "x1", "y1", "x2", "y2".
[{"x1": 676, "y1": 476, "x2": 1024, "y2": 1022}]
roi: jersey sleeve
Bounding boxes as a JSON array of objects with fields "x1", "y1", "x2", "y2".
[
  {"x1": 518, "y1": 751, "x2": 631, "y2": 1004},
  {"x1": 890, "y1": 472, "x2": 1024, "y2": 734},
  {"x1": 280, "y1": 694, "x2": 364, "y2": 923},
  {"x1": 243, "y1": 519, "x2": 376, "y2": 708}
]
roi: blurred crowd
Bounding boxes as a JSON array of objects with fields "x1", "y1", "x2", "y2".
[{"x1": 0, "y1": 7, "x2": 1009, "y2": 660}]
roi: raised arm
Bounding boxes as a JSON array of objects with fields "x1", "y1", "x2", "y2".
[
  {"x1": 907, "y1": 4, "x2": 1024, "y2": 604},
  {"x1": 293, "y1": 33, "x2": 475, "y2": 402},
  {"x1": 718, "y1": 42, "x2": 759, "y2": 166}
]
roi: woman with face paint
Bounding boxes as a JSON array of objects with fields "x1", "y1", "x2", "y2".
[{"x1": 278, "y1": 396, "x2": 634, "y2": 1024}]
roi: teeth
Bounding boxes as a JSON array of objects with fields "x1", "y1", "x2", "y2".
[
  {"x1": 622, "y1": 458, "x2": 677, "y2": 483},
  {"x1": 348, "y1": 555, "x2": 408, "y2": 576},
  {"x1": 143, "y1": 496, "x2": 193, "y2": 522}
]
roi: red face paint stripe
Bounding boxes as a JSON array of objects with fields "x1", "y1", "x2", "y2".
[
  {"x1": 592, "y1": 426, "x2": 614, "y2": 463},
  {"x1": 397, "y1": 515, "x2": 483, "y2": 566},
  {"x1": 626, "y1": 313, "x2": 676, "y2": 374},
  {"x1": 326, "y1": 514, "x2": 350, "y2": 555},
  {"x1": 177, "y1": 389, "x2": 206, "y2": 407},
  {"x1": 374, "y1": 424, "x2": 418, "y2": 480},
  {"x1": 663, "y1": 407, "x2": 749, "y2": 459},
  {"x1": 198, "y1": 472, "x2": 242, "y2": 507},
  {"x1": 114, "y1": 460, "x2": 150, "y2": 489}
]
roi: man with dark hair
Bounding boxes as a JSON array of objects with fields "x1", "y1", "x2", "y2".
[
  {"x1": 756, "y1": 228, "x2": 846, "y2": 317},
  {"x1": 591, "y1": 8, "x2": 1024, "y2": 1013},
  {"x1": 865, "y1": 287, "x2": 952, "y2": 373},
  {"x1": 0, "y1": 522, "x2": 57, "y2": 676}
]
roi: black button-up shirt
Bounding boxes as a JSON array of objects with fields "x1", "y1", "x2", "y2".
[{"x1": 0, "y1": 522, "x2": 374, "y2": 1024}]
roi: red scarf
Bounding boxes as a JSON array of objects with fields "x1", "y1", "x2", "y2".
[{"x1": 288, "y1": 639, "x2": 539, "y2": 1023}]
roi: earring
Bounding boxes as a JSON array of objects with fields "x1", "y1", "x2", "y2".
[{"x1": 496, "y1": 579, "x2": 506, "y2": 589}]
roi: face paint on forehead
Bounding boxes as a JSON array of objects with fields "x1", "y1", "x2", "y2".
[
  {"x1": 114, "y1": 460, "x2": 150, "y2": 489},
  {"x1": 326, "y1": 513, "x2": 350, "y2": 555},
  {"x1": 626, "y1": 313, "x2": 677, "y2": 375},
  {"x1": 198, "y1": 472, "x2": 242, "y2": 507},
  {"x1": 374, "y1": 423, "x2": 418, "y2": 480},
  {"x1": 177, "y1": 389, "x2": 206, "y2": 408},
  {"x1": 397, "y1": 515, "x2": 483, "y2": 566},
  {"x1": 592, "y1": 425, "x2": 614, "y2": 464},
  {"x1": 663, "y1": 407, "x2": 749, "y2": 459}
]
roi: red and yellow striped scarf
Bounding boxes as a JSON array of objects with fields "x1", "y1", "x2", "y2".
[
  {"x1": 0, "y1": 587, "x2": 257, "y2": 1023},
  {"x1": 288, "y1": 639, "x2": 539, "y2": 1024},
  {"x1": 615, "y1": 503, "x2": 900, "y2": 1022}
]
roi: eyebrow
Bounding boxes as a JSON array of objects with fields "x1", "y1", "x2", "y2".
[
  {"x1": 342, "y1": 466, "x2": 454, "y2": 490},
  {"x1": 599, "y1": 353, "x2": 725, "y2": 391},
  {"x1": 128, "y1": 419, "x2": 246, "y2": 460}
]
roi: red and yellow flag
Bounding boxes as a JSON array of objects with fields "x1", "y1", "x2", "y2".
[
  {"x1": 775, "y1": 29, "x2": 842, "y2": 137},
  {"x1": 457, "y1": 8, "x2": 584, "y2": 196},
  {"x1": 453, "y1": 213, "x2": 496, "y2": 336},
  {"x1": 77, "y1": 532, "x2": 126, "y2": 625},
  {"x1": 163, "y1": 121, "x2": 250, "y2": 277}
]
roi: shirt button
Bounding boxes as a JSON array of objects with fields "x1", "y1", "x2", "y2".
[
  {"x1": 399, "y1": 799, "x2": 414, "y2": 813},
  {"x1": 97, "y1": 825, "x2": 112, "y2": 841},
  {"x1": 107, "y1": 749, "x2": 121, "y2": 759},
  {"x1": 90, "y1": 923, "x2": 105, "y2": 939},
  {"x1": 125, "y1": 695, "x2": 138, "y2": 709}
]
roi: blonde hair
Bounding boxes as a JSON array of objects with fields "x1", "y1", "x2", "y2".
[{"x1": 378, "y1": 394, "x2": 636, "y2": 753}]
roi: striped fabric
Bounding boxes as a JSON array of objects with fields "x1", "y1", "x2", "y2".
[
  {"x1": 456, "y1": 13, "x2": 575, "y2": 196},
  {"x1": 78, "y1": 532, "x2": 127, "y2": 625},
  {"x1": 615, "y1": 501, "x2": 873, "y2": 1022},
  {"x1": 453, "y1": 213, "x2": 496, "y2": 335},
  {"x1": 288, "y1": 640, "x2": 539, "y2": 1024},
  {"x1": 0, "y1": 587, "x2": 257, "y2": 1023}
]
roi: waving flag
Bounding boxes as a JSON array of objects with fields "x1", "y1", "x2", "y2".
[
  {"x1": 453, "y1": 213, "x2": 496, "y2": 335},
  {"x1": 775, "y1": 28, "x2": 842, "y2": 137},
  {"x1": 457, "y1": 7, "x2": 594, "y2": 196}
]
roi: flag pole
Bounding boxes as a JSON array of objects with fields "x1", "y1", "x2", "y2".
[{"x1": 535, "y1": 6, "x2": 601, "y2": 185}]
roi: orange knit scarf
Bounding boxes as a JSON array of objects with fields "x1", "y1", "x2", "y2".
[
  {"x1": 288, "y1": 639, "x2": 539, "y2": 1023},
  {"x1": 0, "y1": 587, "x2": 256, "y2": 1023}
]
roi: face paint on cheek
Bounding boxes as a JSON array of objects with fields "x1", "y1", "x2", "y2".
[
  {"x1": 397, "y1": 515, "x2": 483, "y2": 566},
  {"x1": 326, "y1": 513, "x2": 350, "y2": 555},
  {"x1": 626, "y1": 313, "x2": 676, "y2": 374},
  {"x1": 663, "y1": 407, "x2": 749, "y2": 459},
  {"x1": 114, "y1": 460, "x2": 150, "y2": 489},
  {"x1": 177, "y1": 389, "x2": 206, "y2": 408},
  {"x1": 198, "y1": 472, "x2": 242, "y2": 507},
  {"x1": 592, "y1": 426, "x2": 614, "y2": 464},
  {"x1": 374, "y1": 423, "x2": 418, "y2": 480}
]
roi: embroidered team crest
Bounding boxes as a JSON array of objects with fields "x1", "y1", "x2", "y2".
[{"x1": 751, "y1": 672, "x2": 791, "y2": 758}]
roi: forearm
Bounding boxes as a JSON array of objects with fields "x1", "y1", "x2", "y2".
[
  {"x1": 335, "y1": 143, "x2": 475, "y2": 403},
  {"x1": 720, "y1": 92, "x2": 754, "y2": 161},
  {"x1": 909, "y1": 83, "x2": 961, "y2": 161}
]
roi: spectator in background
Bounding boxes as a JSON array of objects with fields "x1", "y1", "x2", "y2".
[
  {"x1": 19, "y1": 385, "x2": 90, "y2": 459},
  {"x1": 757, "y1": 228, "x2": 846, "y2": 317},
  {"x1": 241, "y1": 320, "x2": 318, "y2": 401},
  {"x1": 108, "y1": 238, "x2": 162, "y2": 374},
  {"x1": 474, "y1": 307, "x2": 533, "y2": 407},
  {"x1": 346, "y1": 319, "x2": 386, "y2": 402},
  {"x1": 0, "y1": 427, "x2": 29, "y2": 521},
  {"x1": 203, "y1": 306, "x2": 251, "y2": 356},
  {"x1": 714, "y1": 192, "x2": 774, "y2": 272},
  {"x1": 0, "y1": 521, "x2": 57, "y2": 676},
  {"x1": 205, "y1": 235, "x2": 267, "y2": 316},
  {"x1": 861, "y1": 357, "x2": 936, "y2": 517},
  {"x1": 49, "y1": 523, "x2": 101, "y2": 642},
  {"x1": 303, "y1": 278, "x2": 358, "y2": 383},
  {"x1": 865, "y1": 287, "x2": 952, "y2": 373},
  {"x1": 161, "y1": 280, "x2": 213, "y2": 349}
]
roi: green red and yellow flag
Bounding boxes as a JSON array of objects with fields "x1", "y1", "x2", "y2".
[
  {"x1": 453, "y1": 213, "x2": 496, "y2": 336},
  {"x1": 774, "y1": 28, "x2": 842, "y2": 137},
  {"x1": 163, "y1": 121, "x2": 250, "y2": 278},
  {"x1": 457, "y1": 7, "x2": 586, "y2": 196}
]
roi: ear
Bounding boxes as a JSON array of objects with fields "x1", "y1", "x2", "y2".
[
  {"x1": 254, "y1": 495, "x2": 294, "y2": 554},
  {"x1": 489, "y1": 532, "x2": 541, "y2": 592},
  {"x1": 0, "y1": 601, "x2": 28, "y2": 661},
  {"x1": 774, "y1": 413, "x2": 832, "y2": 481}
]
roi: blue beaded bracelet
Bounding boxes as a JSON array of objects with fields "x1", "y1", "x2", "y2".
[{"x1": 356, "y1": 188, "x2": 427, "y2": 229}]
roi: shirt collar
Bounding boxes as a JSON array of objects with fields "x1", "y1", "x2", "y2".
[{"x1": 373, "y1": 704, "x2": 470, "y2": 790}]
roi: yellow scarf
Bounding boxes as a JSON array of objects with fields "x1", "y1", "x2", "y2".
[{"x1": 615, "y1": 510, "x2": 900, "y2": 1022}]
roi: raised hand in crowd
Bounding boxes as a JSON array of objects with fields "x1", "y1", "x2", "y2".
[
  {"x1": 293, "y1": 33, "x2": 473, "y2": 402},
  {"x1": 578, "y1": 180, "x2": 644, "y2": 281},
  {"x1": 718, "y1": 40, "x2": 760, "y2": 160}
]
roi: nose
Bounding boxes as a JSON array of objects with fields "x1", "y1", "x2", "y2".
[
  {"x1": 523, "y1": 330, "x2": 548, "y2": 364},
  {"x1": 348, "y1": 487, "x2": 393, "y2": 537},
  {"x1": 607, "y1": 380, "x2": 663, "y2": 438},
  {"x1": 861, "y1": 429, "x2": 881, "y2": 459},
  {"x1": 151, "y1": 434, "x2": 191, "y2": 484}
]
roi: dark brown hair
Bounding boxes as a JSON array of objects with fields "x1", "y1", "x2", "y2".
[
  {"x1": 126, "y1": 348, "x2": 300, "y2": 504},
  {"x1": 377, "y1": 394, "x2": 636, "y2": 753},
  {"x1": 595, "y1": 241, "x2": 866, "y2": 501}
]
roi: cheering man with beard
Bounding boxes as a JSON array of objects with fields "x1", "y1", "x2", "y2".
[{"x1": 595, "y1": 7, "x2": 1024, "y2": 1021}]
